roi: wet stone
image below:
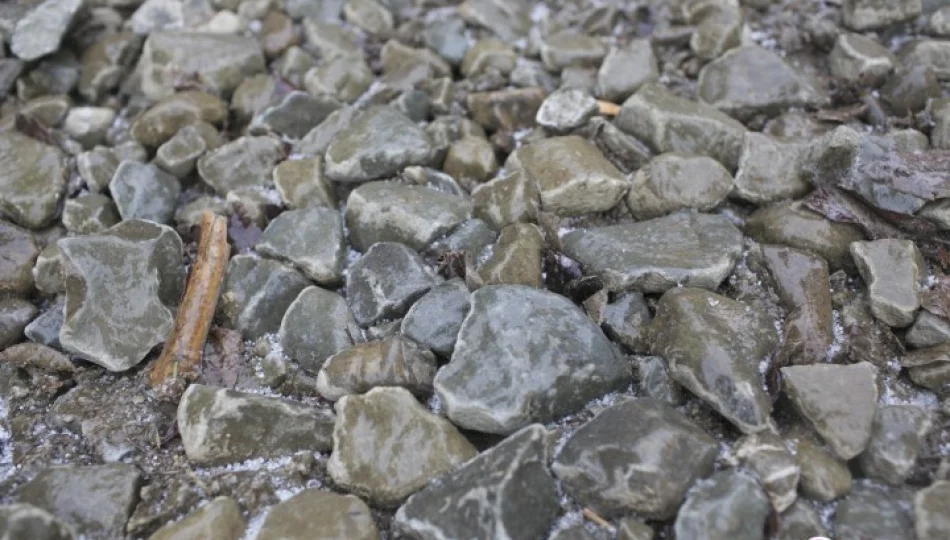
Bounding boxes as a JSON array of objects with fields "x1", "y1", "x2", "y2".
[
  {"x1": 915, "y1": 480, "x2": 950, "y2": 540},
  {"x1": 858, "y1": 405, "x2": 933, "y2": 485},
  {"x1": 535, "y1": 88, "x2": 598, "y2": 133},
  {"x1": 561, "y1": 212, "x2": 743, "y2": 293},
  {"x1": 304, "y1": 56, "x2": 373, "y2": 103},
  {"x1": 131, "y1": 91, "x2": 228, "y2": 149},
  {"x1": 400, "y1": 279, "x2": 470, "y2": 358},
  {"x1": 472, "y1": 171, "x2": 542, "y2": 231},
  {"x1": 781, "y1": 362, "x2": 878, "y2": 460},
  {"x1": 479, "y1": 223, "x2": 544, "y2": 288},
  {"x1": 279, "y1": 286, "x2": 361, "y2": 374},
  {"x1": 554, "y1": 398, "x2": 717, "y2": 519},
  {"x1": 109, "y1": 161, "x2": 181, "y2": 225},
  {"x1": 0, "y1": 504, "x2": 74, "y2": 540},
  {"x1": 835, "y1": 481, "x2": 915, "y2": 540},
  {"x1": 851, "y1": 240, "x2": 925, "y2": 328},
  {"x1": 0, "y1": 220, "x2": 39, "y2": 295},
  {"x1": 626, "y1": 153, "x2": 733, "y2": 220},
  {"x1": 906, "y1": 311, "x2": 950, "y2": 348},
  {"x1": 257, "y1": 207, "x2": 344, "y2": 285},
  {"x1": 250, "y1": 91, "x2": 342, "y2": 140},
  {"x1": 148, "y1": 497, "x2": 245, "y2": 540},
  {"x1": 829, "y1": 33, "x2": 896, "y2": 87},
  {"x1": 346, "y1": 242, "x2": 440, "y2": 327},
  {"x1": 177, "y1": 384, "x2": 335, "y2": 465},
  {"x1": 10, "y1": 0, "x2": 84, "y2": 62},
  {"x1": 466, "y1": 87, "x2": 546, "y2": 132},
  {"x1": 734, "y1": 432, "x2": 800, "y2": 512},
  {"x1": 673, "y1": 469, "x2": 770, "y2": 540},
  {"x1": 256, "y1": 490, "x2": 378, "y2": 540},
  {"x1": 345, "y1": 181, "x2": 473, "y2": 252},
  {"x1": 286, "y1": 0, "x2": 344, "y2": 21},
  {"x1": 272, "y1": 157, "x2": 336, "y2": 210},
  {"x1": 733, "y1": 132, "x2": 809, "y2": 204},
  {"x1": 62, "y1": 194, "x2": 120, "y2": 235},
  {"x1": 602, "y1": 293, "x2": 652, "y2": 353},
  {"x1": 541, "y1": 31, "x2": 606, "y2": 72},
  {"x1": 595, "y1": 39, "x2": 658, "y2": 102},
  {"x1": 16, "y1": 464, "x2": 143, "y2": 538},
  {"x1": 394, "y1": 424, "x2": 559, "y2": 540},
  {"x1": 317, "y1": 334, "x2": 438, "y2": 401},
  {"x1": 843, "y1": 0, "x2": 922, "y2": 31},
  {"x1": 328, "y1": 387, "x2": 477, "y2": 507},
  {"x1": 197, "y1": 135, "x2": 283, "y2": 195},
  {"x1": 587, "y1": 116, "x2": 654, "y2": 174},
  {"x1": 59, "y1": 220, "x2": 184, "y2": 371},
  {"x1": 443, "y1": 136, "x2": 499, "y2": 183},
  {"x1": 435, "y1": 285, "x2": 631, "y2": 434},
  {"x1": 0, "y1": 298, "x2": 37, "y2": 349},
  {"x1": 0, "y1": 133, "x2": 66, "y2": 229},
  {"x1": 426, "y1": 218, "x2": 498, "y2": 258},
  {"x1": 218, "y1": 255, "x2": 310, "y2": 340},
  {"x1": 154, "y1": 124, "x2": 209, "y2": 178}
]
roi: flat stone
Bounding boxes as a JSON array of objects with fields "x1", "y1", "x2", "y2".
[
  {"x1": 177, "y1": 384, "x2": 334, "y2": 465},
  {"x1": 256, "y1": 490, "x2": 378, "y2": 540},
  {"x1": 595, "y1": 39, "x2": 658, "y2": 102},
  {"x1": 781, "y1": 362, "x2": 878, "y2": 460},
  {"x1": 536, "y1": 88, "x2": 598, "y2": 133},
  {"x1": 553, "y1": 398, "x2": 717, "y2": 519},
  {"x1": 626, "y1": 153, "x2": 733, "y2": 220},
  {"x1": 0, "y1": 133, "x2": 66, "y2": 229},
  {"x1": 835, "y1": 481, "x2": 915, "y2": 540},
  {"x1": 328, "y1": 387, "x2": 477, "y2": 507},
  {"x1": 561, "y1": 212, "x2": 743, "y2": 293},
  {"x1": 136, "y1": 31, "x2": 266, "y2": 100},
  {"x1": 615, "y1": 83, "x2": 746, "y2": 170},
  {"x1": 257, "y1": 207, "x2": 344, "y2": 285},
  {"x1": 443, "y1": 136, "x2": 499, "y2": 183},
  {"x1": 734, "y1": 432, "x2": 800, "y2": 512},
  {"x1": 844, "y1": 0, "x2": 922, "y2": 30},
  {"x1": 272, "y1": 157, "x2": 336, "y2": 210},
  {"x1": 0, "y1": 298, "x2": 37, "y2": 349},
  {"x1": 16, "y1": 464, "x2": 142, "y2": 538},
  {"x1": 0, "y1": 220, "x2": 38, "y2": 295},
  {"x1": 400, "y1": 279, "x2": 470, "y2": 357},
  {"x1": 343, "y1": 0, "x2": 392, "y2": 35},
  {"x1": 325, "y1": 106, "x2": 435, "y2": 182},
  {"x1": 317, "y1": 335, "x2": 437, "y2": 400},
  {"x1": 435, "y1": 285, "x2": 631, "y2": 434},
  {"x1": 915, "y1": 480, "x2": 950, "y2": 540},
  {"x1": 649, "y1": 287, "x2": 778, "y2": 433},
  {"x1": 109, "y1": 161, "x2": 181, "y2": 224},
  {"x1": 346, "y1": 242, "x2": 440, "y2": 327},
  {"x1": 304, "y1": 56, "x2": 373, "y2": 103},
  {"x1": 0, "y1": 504, "x2": 74, "y2": 540},
  {"x1": 734, "y1": 132, "x2": 809, "y2": 204},
  {"x1": 279, "y1": 286, "x2": 361, "y2": 374},
  {"x1": 851, "y1": 240, "x2": 925, "y2": 328},
  {"x1": 197, "y1": 136, "x2": 283, "y2": 195},
  {"x1": 472, "y1": 172, "x2": 542, "y2": 231},
  {"x1": 673, "y1": 469, "x2": 770, "y2": 540},
  {"x1": 479, "y1": 223, "x2": 544, "y2": 288},
  {"x1": 62, "y1": 193, "x2": 120, "y2": 235},
  {"x1": 345, "y1": 181, "x2": 473, "y2": 252},
  {"x1": 858, "y1": 405, "x2": 933, "y2": 485},
  {"x1": 250, "y1": 91, "x2": 341, "y2": 140},
  {"x1": 540, "y1": 31, "x2": 606, "y2": 72},
  {"x1": 149, "y1": 497, "x2": 245, "y2": 540},
  {"x1": 218, "y1": 255, "x2": 310, "y2": 340},
  {"x1": 59, "y1": 220, "x2": 184, "y2": 371},
  {"x1": 907, "y1": 311, "x2": 950, "y2": 348},
  {"x1": 393, "y1": 424, "x2": 559, "y2": 540},
  {"x1": 829, "y1": 33, "x2": 896, "y2": 86},
  {"x1": 902, "y1": 343, "x2": 950, "y2": 392},
  {"x1": 466, "y1": 87, "x2": 546, "y2": 132},
  {"x1": 10, "y1": 0, "x2": 83, "y2": 62}
]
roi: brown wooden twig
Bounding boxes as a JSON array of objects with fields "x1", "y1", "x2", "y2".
[
  {"x1": 581, "y1": 507, "x2": 613, "y2": 530},
  {"x1": 149, "y1": 211, "x2": 229, "y2": 388},
  {"x1": 597, "y1": 100, "x2": 621, "y2": 117}
]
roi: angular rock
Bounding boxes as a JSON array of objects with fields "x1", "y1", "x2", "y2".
[
  {"x1": 435, "y1": 285, "x2": 631, "y2": 434},
  {"x1": 881, "y1": 65, "x2": 942, "y2": 114},
  {"x1": 458, "y1": 0, "x2": 530, "y2": 43},
  {"x1": 400, "y1": 279, "x2": 470, "y2": 357},
  {"x1": 32, "y1": 242, "x2": 65, "y2": 296},
  {"x1": 154, "y1": 124, "x2": 211, "y2": 178},
  {"x1": 424, "y1": 11, "x2": 469, "y2": 66},
  {"x1": 733, "y1": 132, "x2": 809, "y2": 204},
  {"x1": 843, "y1": 0, "x2": 922, "y2": 30},
  {"x1": 197, "y1": 136, "x2": 283, "y2": 195},
  {"x1": 479, "y1": 223, "x2": 544, "y2": 288},
  {"x1": 851, "y1": 240, "x2": 925, "y2": 328},
  {"x1": 130, "y1": 91, "x2": 228, "y2": 149},
  {"x1": 304, "y1": 56, "x2": 373, "y2": 103},
  {"x1": 62, "y1": 106, "x2": 115, "y2": 149},
  {"x1": 177, "y1": 384, "x2": 334, "y2": 465},
  {"x1": 907, "y1": 311, "x2": 950, "y2": 348},
  {"x1": 0, "y1": 220, "x2": 38, "y2": 295},
  {"x1": 673, "y1": 469, "x2": 770, "y2": 540},
  {"x1": 16, "y1": 464, "x2": 142, "y2": 538},
  {"x1": 460, "y1": 38, "x2": 514, "y2": 78},
  {"x1": 915, "y1": 481, "x2": 950, "y2": 540},
  {"x1": 595, "y1": 39, "x2": 658, "y2": 102},
  {"x1": 218, "y1": 255, "x2": 310, "y2": 340},
  {"x1": 328, "y1": 387, "x2": 477, "y2": 507},
  {"x1": 553, "y1": 398, "x2": 717, "y2": 519},
  {"x1": 149, "y1": 497, "x2": 245, "y2": 540},
  {"x1": 902, "y1": 343, "x2": 950, "y2": 393},
  {"x1": 829, "y1": 33, "x2": 896, "y2": 87},
  {"x1": 0, "y1": 504, "x2": 74, "y2": 540},
  {"x1": 346, "y1": 242, "x2": 440, "y2": 327},
  {"x1": 62, "y1": 193, "x2": 120, "y2": 235},
  {"x1": 774, "y1": 501, "x2": 829, "y2": 540},
  {"x1": 272, "y1": 157, "x2": 336, "y2": 210},
  {"x1": 59, "y1": 220, "x2": 184, "y2": 371},
  {"x1": 540, "y1": 31, "x2": 606, "y2": 72},
  {"x1": 690, "y1": 6, "x2": 743, "y2": 61},
  {"x1": 472, "y1": 172, "x2": 542, "y2": 231},
  {"x1": 250, "y1": 91, "x2": 341, "y2": 140},
  {"x1": 734, "y1": 432, "x2": 800, "y2": 512},
  {"x1": 443, "y1": 137, "x2": 498, "y2": 183},
  {"x1": 257, "y1": 207, "x2": 345, "y2": 285},
  {"x1": 561, "y1": 212, "x2": 743, "y2": 293},
  {"x1": 10, "y1": 0, "x2": 83, "y2": 62},
  {"x1": 466, "y1": 87, "x2": 545, "y2": 132},
  {"x1": 109, "y1": 162, "x2": 181, "y2": 224},
  {"x1": 427, "y1": 218, "x2": 497, "y2": 259},
  {"x1": 616, "y1": 83, "x2": 746, "y2": 170},
  {"x1": 617, "y1": 519, "x2": 654, "y2": 540},
  {"x1": 858, "y1": 405, "x2": 933, "y2": 485},
  {"x1": 781, "y1": 362, "x2": 878, "y2": 460},
  {"x1": 393, "y1": 424, "x2": 559, "y2": 540},
  {"x1": 536, "y1": 88, "x2": 598, "y2": 133},
  {"x1": 835, "y1": 481, "x2": 915, "y2": 540},
  {"x1": 256, "y1": 490, "x2": 378, "y2": 540},
  {"x1": 0, "y1": 133, "x2": 66, "y2": 229},
  {"x1": 279, "y1": 286, "x2": 361, "y2": 374},
  {"x1": 345, "y1": 181, "x2": 473, "y2": 252},
  {"x1": 626, "y1": 153, "x2": 733, "y2": 220},
  {"x1": 317, "y1": 335, "x2": 438, "y2": 400},
  {"x1": 77, "y1": 147, "x2": 120, "y2": 193},
  {"x1": 325, "y1": 106, "x2": 435, "y2": 182},
  {"x1": 23, "y1": 298, "x2": 65, "y2": 348},
  {"x1": 0, "y1": 298, "x2": 37, "y2": 349}
]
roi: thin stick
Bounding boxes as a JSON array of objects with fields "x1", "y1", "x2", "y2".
[
  {"x1": 582, "y1": 507, "x2": 613, "y2": 529},
  {"x1": 597, "y1": 100, "x2": 621, "y2": 116},
  {"x1": 149, "y1": 211, "x2": 229, "y2": 388}
]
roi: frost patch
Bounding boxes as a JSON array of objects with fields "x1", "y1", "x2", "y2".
[
  {"x1": 0, "y1": 399, "x2": 13, "y2": 485},
  {"x1": 243, "y1": 507, "x2": 270, "y2": 540},
  {"x1": 196, "y1": 455, "x2": 294, "y2": 477},
  {"x1": 825, "y1": 310, "x2": 845, "y2": 361}
]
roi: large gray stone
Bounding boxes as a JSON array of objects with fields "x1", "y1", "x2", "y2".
[
  {"x1": 177, "y1": 384, "x2": 335, "y2": 465},
  {"x1": 10, "y1": 0, "x2": 83, "y2": 62},
  {"x1": 561, "y1": 212, "x2": 743, "y2": 293},
  {"x1": 734, "y1": 432, "x2": 800, "y2": 512},
  {"x1": 109, "y1": 162, "x2": 181, "y2": 225},
  {"x1": 626, "y1": 153, "x2": 733, "y2": 220},
  {"x1": 0, "y1": 133, "x2": 66, "y2": 229},
  {"x1": 673, "y1": 469, "x2": 771, "y2": 540},
  {"x1": 858, "y1": 405, "x2": 933, "y2": 485},
  {"x1": 250, "y1": 91, "x2": 341, "y2": 140},
  {"x1": 256, "y1": 490, "x2": 378, "y2": 540},
  {"x1": 197, "y1": 136, "x2": 283, "y2": 195},
  {"x1": 851, "y1": 239, "x2": 925, "y2": 328},
  {"x1": 595, "y1": 39, "x2": 658, "y2": 103},
  {"x1": 394, "y1": 424, "x2": 559, "y2": 540},
  {"x1": 279, "y1": 286, "x2": 361, "y2": 374},
  {"x1": 434, "y1": 285, "x2": 631, "y2": 434},
  {"x1": 795, "y1": 438, "x2": 852, "y2": 502},
  {"x1": 400, "y1": 279, "x2": 470, "y2": 357},
  {"x1": 733, "y1": 132, "x2": 809, "y2": 204},
  {"x1": 316, "y1": 335, "x2": 438, "y2": 401},
  {"x1": 0, "y1": 504, "x2": 74, "y2": 540},
  {"x1": 346, "y1": 242, "x2": 440, "y2": 327},
  {"x1": 218, "y1": 255, "x2": 310, "y2": 340},
  {"x1": 835, "y1": 481, "x2": 915, "y2": 540},
  {"x1": 915, "y1": 481, "x2": 950, "y2": 540},
  {"x1": 149, "y1": 497, "x2": 245, "y2": 540},
  {"x1": 257, "y1": 207, "x2": 345, "y2": 285}
]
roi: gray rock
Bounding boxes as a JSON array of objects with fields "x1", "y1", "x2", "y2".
[
  {"x1": 345, "y1": 181, "x2": 473, "y2": 252},
  {"x1": 843, "y1": 0, "x2": 922, "y2": 30},
  {"x1": 906, "y1": 311, "x2": 950, "y2": 348},
  {"x1": 929, "y1": 98, "x2": 950, "y2": 150},
  {"x1": 536, "y1": 88, "x2": 598, "y2": 133},
  {"x1": 272, "y1": 157, "x2": 336, "y2": 210},
  {"x1": 130, "y1": 91, "x2": 228, "y2": 149},
  {"x1": 616, "y1": 519, "x2": 654, "y2": 540},
  {"x1": 59, "y1": 220, "x2": 184, "y2": 371},
  {"x1": 775, "y1": 500, "x2": 829, "y2": 540},
  {"x1": 78, "y1": 32, "x2": 142, "y2": 103},
  {"x1": 317, "y1": 335, "x2": 438, "y2": 400},
  {"x1": 286, "y1": 0, "x2": 343, "y2": 20},
  {"x1": 595, "y1": 39, "x2": 658, "y2": 103},
  {"x1": 328, "y1": 387, "x2": 477, "y2": 507},
  {"x1": 197, "y1": 136, "x2": 283, "y2": 195},
  {"x1": 218, "y1": 255, "x2": 310, "y2": 340},
  {"x1": 649, "y1": 287, "x2": 777, "y2": 433},
  {"x1": 858, "y1": 405, "x2": 933, "y2": 485},
  {"x1": 472, "y1": 172, "x2": 542, "y2": 231},
  {"x1": 427, "y1": 218, "x2": 497, "y2": 259},
  {"x1": 394, "y1": 424, "x2": 558, "y2": 540},
  {"x1": 690, "y1": 5, "x2": 742, "y2": 61},
  {"x1": 109, "y1": 162, "x2": 181, "y2": 225},
  {"x1": 16, "y1": 464, "x2": 142, "y2": 538},
  {"x1": 154, "y1": 125, "x2": 209, "y2": 178},
  {"x1": 424, "y1": 11, "x2": 469, "y2": 65},
  {"x1": 400, "y1": 279, "x2": 470, "y2": 357},
  {"x1": 32, "y1": 243, "x2": 65, "y2": 295},
  {"x1": 443, "y1": 137, "x2": 499, "y2": 183},
  {"x1": 128, "y1": 0, "x2": 187, "y2": 35},
  {"x1": 553, "y1": 398, "x2": 717, "y2": 519},
  {"x1": 601, "y1": 293, "x2": 652, "y2": 353},
  {"x1": 626, "y1": 153, "x2": 733, "y2": 219},
  {"x1": 279, "y1": 286, "x2": 361, "y2": 374},
  {"x1": 561, "y1": 212, "x2": 743, "y2": 293},
  {"x1": 62, "y1": 194, "x2": 120, "y2": 235},
  {"x1": 636, "y1": 356, "x2": 682, "y2": 404},
  {"x1": 881, "y1": 65, "x2": 941, "y2": 114},
  {"x1": 0, "y1": 504, "x2": 74, "y2": 540},
  {"x1": 835, "y1": 481, "x2": 915, "y2": 540},
  {"x1": 257, "y1": 207, "x2": 345, "y2": 285},
  {"x1": 467, "y1": 87, "x2": 546, "y2": 132},
  {"x1": 587, "y1": 117, "x2": 654, "y2": 174},
  {"x1": 250, "y1": 91, "x2": 342, "y2": 140},
  {"x1": 435, "y1": 285, "x2": 631, "y2": 434},
  {"x1": 136, "y1": 31, "x2": 266, "y2": 100},
  {"x1": 10, "y1": 0, "x2": 83, "y2": 62},
  {"x1": 0, "y1": 298, "x2": 37, "y2": 349},
  {"x1": 673, "y1": 469, "x2": 770, "y2": 540},
  {"x1": 256, "y1": 490, "x2": 378, "y2": 540},
  {"x1": 479, "y1": 223, "x2": 544, "y2": 288},
  {"x1": 541, "y1": 31, "x2": 606, "y2": 71},
  {"x1": 62, "y1": 107, "x2": 116, "y2": 149},
  {"x1": 346, "y1": 242, "x2": 440, "y2": 327},
  {"x1": 325, "y1": 106, "x2": 435, "y2": 182},
  {"x1": 344, "y1": 0, "x2": 392, "y2": 35},
  {"x1": 148, "y1": 497, "x2": 245, "y2": 540},
  {"x1": 304, "y1": 56, "x2": 373, "y2": 103},
  {"x1": 734, "y1": 432, "x2": 800, "y2": 512},
  {"x1": 733, "y1": 132, "x2": 809, "y2": 204},
  {"x1": 915, "y1": 480, "x2": 950, "y2": 540},
  {"x1": 829, "y1": 33, "x2": 896, "y2": 87},
  {"x1": 902, "y1": 343, "x2": 950, "y2": 393},
  {"x1": 177, "y1": 384, "x2": 335, "y2": 465},
  {"x1": 294, "y1": 106, "x2": 360, "y2": 159},
  {"x1": 25, "y1": 300, "x2": 64, "y2": 350},
  {"x1": 615, "y1": 83, "x2": 746, "y2": 170},
  {"x1": 0, "y1": 220, "x2": 38, "y2": 295},
  {"x1": 0, "y1": 133, "x2": 66, "y2": 229},
  {"x1": 781, "y1": 362, "x2": 878, "y2": 460},
  {"x1": 851, "y1": 240, "x2": 925, "y2": 328},
  {"x1": 458, "y1": 0, "x2": 530, "y2": 43},
  {"x1": 77, "y1": 147, "x2": 119, "y2": 193}
]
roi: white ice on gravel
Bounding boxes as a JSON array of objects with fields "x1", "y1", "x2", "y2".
[{"x1": 0, "y1": 398, "x2": 13, "y2": 485}]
